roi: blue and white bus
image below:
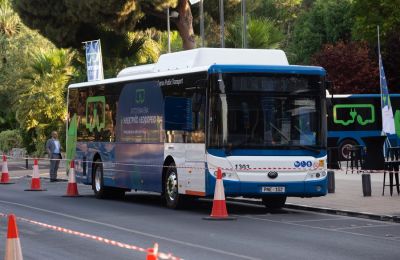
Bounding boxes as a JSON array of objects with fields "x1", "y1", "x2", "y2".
[
  {"x1": 67, "y1": 48, "x2": 328, "y2": 209},
  {"x1": 327, "y1": 93, "x2": 400, "y2": 159}
]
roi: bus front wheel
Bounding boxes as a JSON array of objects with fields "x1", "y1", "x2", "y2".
[
  {"x1": 262, "y1": 196, "x2": 287, "y2": 210},
  {"x1": 164, "y1": 163, "x2": 182, "y2": 209}
]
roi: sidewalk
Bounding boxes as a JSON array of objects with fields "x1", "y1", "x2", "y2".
[
  {"x1": 5, "y1": 159, "x2": 68, "y2": 180},
  {"x1": 286, "y1": 169, "x2": 400, "y2": 221}
]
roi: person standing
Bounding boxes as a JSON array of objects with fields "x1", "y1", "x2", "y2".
[{"x1": 46, "y1": 131, "x2": 62, "y2": 182}]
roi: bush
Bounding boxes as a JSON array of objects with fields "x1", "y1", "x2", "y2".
[{"x1": 0, "y1": 129, "x2": 23, "y2": 153}]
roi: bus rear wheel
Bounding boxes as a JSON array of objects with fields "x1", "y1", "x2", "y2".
[
  {"x1": 164, "y1": 163, "x2": 182, "y2": 209},
  {"x1": 93, "y1": 159, "x2": 107, "y2": 199},
  {"x1": 262, "y1": 196, "x2": 287, "y2": 210},
  {"x1": 93, "y1": 159, "x2": 125, "y2": 199}
]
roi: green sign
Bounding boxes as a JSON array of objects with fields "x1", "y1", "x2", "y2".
[
  {"x1": 85, "y1": 96, "x2": 106, "y2": 132},
  {"x1": 333, "y1": 104, "x2": 375, "y2": 126}
]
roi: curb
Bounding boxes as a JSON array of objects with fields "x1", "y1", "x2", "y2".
[
  {"x1": 230, "y1": 198, "x2": 400, "y2": 223},
  {"x1": 284, "y1": 203, "x2": 400, "y2": 223}
]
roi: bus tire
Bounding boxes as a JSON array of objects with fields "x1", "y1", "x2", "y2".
[
  {"x1": 164, "y1": 162, "x2": 182, "y2": 209},
  {"x1": 262, "y1": 196, "x2": 287, "y2": 210},
  {"x1": 338, "y1": 139, "x2": 358, "y2": 160},
  {"x1": 93, "y1": 160, "x2": 126, "y2": 199},
  {"x1": 93, "y1": 159, "x2": 107, "y2": 199}
]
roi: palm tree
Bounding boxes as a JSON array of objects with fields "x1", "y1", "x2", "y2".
[
  {"x1": 226, "y1": 17, "x2": 283, "y2": 49},
  {"x1": 15, "y1": 49, "x2": 74, "y2": 155},
  {"x1": 127, "y1": 30, "x2": 161, "y2": 64}
]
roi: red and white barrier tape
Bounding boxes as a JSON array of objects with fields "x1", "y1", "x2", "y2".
[
  {"x1": 6, "y1": 154, "x2": 399, "y2": 174},
  {"x1": 0, "y1": 213, "x2": 181, "y2": 260},
  {"x1": 2, "y1": 154, "x2": 320, "y2": 172}
]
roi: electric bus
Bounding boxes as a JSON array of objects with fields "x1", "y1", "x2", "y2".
[{"x1": 67, "y1": 48, "x2": 328, "y2": 209}]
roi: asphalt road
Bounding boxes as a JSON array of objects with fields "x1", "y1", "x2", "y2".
[{"x1": 1, "y1": 177, "x2": 400, "y2": 260}]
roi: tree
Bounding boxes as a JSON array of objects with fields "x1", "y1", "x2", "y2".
[
  {"x1": 226, "y1": 17, "x2": 283, "y2": 49},
  {"x1": 15, "y1": 49, "x2": 75, "y2": 154},
  {"x1": 311, "y1": 41, "x2": 379, "y2": 94},
  {"x1": 13, "y1": 0, "x2": 197, "y2": 50},
  {"x1": 288, "y1": 0, "x2": 354, "y2": 64},
  {"x1": 0, "y1": 0, "x2": 55, "y2": 131},
  {"x1": 381, "y1": 28, "x2": 400, "y2": 89},
  {"x1": 352, "y1": 0, "x2": 400, "y2": 44}
]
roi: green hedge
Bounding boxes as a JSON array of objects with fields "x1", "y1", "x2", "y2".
[{"x1": 0, "y1": 129, "x2": 23, "y2": 153}]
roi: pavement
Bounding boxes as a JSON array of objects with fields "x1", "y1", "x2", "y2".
[
  {"x1": 286, "y1": 169, "x2": 400, "y2": 222},
  {"x1": 4, "y1": 158, "x2": 400, "y2": 222}
]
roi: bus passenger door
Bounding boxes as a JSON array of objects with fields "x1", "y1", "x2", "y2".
[
  {"x1": 184, "y1": 89, "x2": 206, "y2": 196},
  {"x1": 185, "y1": 143, "x2": 206, "y2": 196}
]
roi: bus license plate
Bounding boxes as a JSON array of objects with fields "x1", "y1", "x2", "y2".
[{"x1": 262, "y1": 186, "x2": 285, "y2": 193}]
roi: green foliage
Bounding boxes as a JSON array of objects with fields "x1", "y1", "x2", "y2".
[
  {"x1": 0, "y1": 129, "x2": 22, "y2": 152},
  {"x1": 288, "y1": 0, "x2": 354, "y2": 64},
  {"x1": 16, "y1": 48, "x2": 74, "y2": 130},
  {"x1": 0, "y1": 0, "x2": 20, "y2": 37},
  {"x1": 14, "y1": 48, "x2": 74, "y2": 155},
  {"x1": 352, "y1": 0, "x2": 400, "y2": 44},
  {"x1": 157, "y1": 30, "x2": 184, "y2": 54},
  {"x1": 0, "y1": 0, "x2": 55, "y2": 132},
  {"x1": 381, "y1": 28, "x2": 400, "y2": 90},
  {"x1": 13, "y1": 0, "x2": 178, "y2": 48},
  {"x1": 226, "y1": 17, "x2": 283, "y2": 49}
]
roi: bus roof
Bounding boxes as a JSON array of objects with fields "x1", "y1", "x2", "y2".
[
  {"x1": 208, "y1": 64, "x2": 325, "y2": 75},
  {"x1": 328, "y1": 93, "x2": 400, "y2": 98},
  {"x1": 68, "y1": 48, "x2": 325, "y2": 89},
  {"x1": 117, "y1": 48, "x2": 289, "y2": 77}
]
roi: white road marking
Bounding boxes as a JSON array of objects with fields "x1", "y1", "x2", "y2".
[
  {"x1": 236, "y1": 214, "x2": 400, "y2": 242},
  {"x1": 0, "y1": 200, "x2": 260, "y2": 260}
]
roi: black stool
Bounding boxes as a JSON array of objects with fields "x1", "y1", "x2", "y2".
[
  {"x1": 383, "y1": 147, "x2": 400, "y2": 196},
  {"x1": 346, "y1": 146, "x2": 363, "y2": 174}
]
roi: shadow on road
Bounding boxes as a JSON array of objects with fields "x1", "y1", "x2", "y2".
[{"x1": 90, "y1": 192, "x2": 294, "y2": 216}]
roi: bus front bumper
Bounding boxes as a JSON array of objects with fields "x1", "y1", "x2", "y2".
[{"x1": 206, "y1": 173, "x2": 328, "y2": 197}]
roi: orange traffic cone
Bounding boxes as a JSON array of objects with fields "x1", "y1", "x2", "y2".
[
  {"x1": 203, "y1": 168, "x2": 236, "y2": 220},
  {"x1": 63, "y1": 160, "x2": 82, "y2": 197},
  {"x1": 146, "y1": 243, "x2": 158, "y2": 260},
  {"x1": 25, "y1": 159, "x2": 46, "y2": 191},
  {"x1": 1, "y1": 155, "x2": 14, "y2": 184},
  {"x1": 4, "y1": 214, "x2": 23, "y2": 260}
]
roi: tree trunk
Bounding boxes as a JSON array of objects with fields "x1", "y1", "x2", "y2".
[{"x1": 175, "y1": 0, "x2": 196, "y2": 50}]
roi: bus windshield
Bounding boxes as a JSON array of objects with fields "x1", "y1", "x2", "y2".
[{"x1": 208, "y1": 73, "x2": 326, "y2": 151}]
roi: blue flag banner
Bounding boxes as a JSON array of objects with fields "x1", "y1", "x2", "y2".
[
  {"x1": 85, "y1": 40, "x2": 104, "y2": 82},
  {"x1": 379, "y1": 53, "x2": 395, "y2": 134}
]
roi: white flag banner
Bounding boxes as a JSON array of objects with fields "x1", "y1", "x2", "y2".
[
  {"x1": 85, "y1": 40, "x2": 104, "y2": 82},
  {"x1": 379, "y1": 52, "x2": 395, "y2": 135}
]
